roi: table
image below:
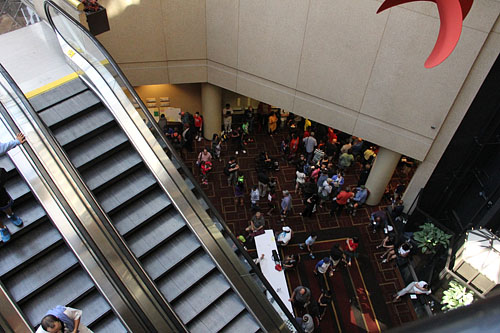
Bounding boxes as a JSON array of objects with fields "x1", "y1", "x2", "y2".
[{"x1": 254, "y1": 229, "x2": 293, "y2": 314}]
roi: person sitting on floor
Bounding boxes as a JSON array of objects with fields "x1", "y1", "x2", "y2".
[
  {"x1": 393, "y1": 281, "x2": 431, "y2": 302},
  {"x1": 381, "y1": 242, "x2": 411, "y2": 264},
  {"x1": 245, "y1": 210, "x2": 265, "y2": 234},
  {"x1": 276, "y1": 226, "x2": 293, "y2": 246},
  {"x1": 283, "y1": 254, "x2": 300, "y2": 270}
]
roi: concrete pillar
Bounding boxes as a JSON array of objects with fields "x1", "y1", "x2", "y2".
[
  {"x1": 201, "y1": 83, "x2": 222, "y2": 140},
  {"x1": 365, "y1": 147, "x2": 401, "y2": 206}
]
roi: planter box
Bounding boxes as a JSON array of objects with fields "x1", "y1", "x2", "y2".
[{"x1": 85, "y1": 7, "x2": 109, "y2": 36}]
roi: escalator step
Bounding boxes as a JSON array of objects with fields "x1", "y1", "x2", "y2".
[
  {"x1": 141, "y1": 231, "x2": 201, "y2": 280},
  {"x1": 4, "y1": 177, "x2": 30, "y2": 202},
  {"x1": 219, "y1": 310, "x2": 261, "y2": 333},
  {"x1": 67, "y1": 126, "x2": 129, "y2": 169},
  {"x1": 29, "y1": 78, "x2": 87, "y2": 112},
  {"x1": 81, "y1": 147, "x2": 142, "y2": 191},
  {"x1": 173, "y1": 271, "x2": 231, "y2": 324},
  {"x1": 157, "y1": 251, "x2": 216, "y2": 302},
  {"x1": 52, "y1": 107, "x2": 114, "y2": 147},
  {"x1": 187, "y1": 292, "x2": 246, "y2": 333},
  {"x1": 110, "y1": 187, "x2": 172, "y2": 236},
  {"x1": 71, "y1": 289, "x2": 112, "y2": 326},
  {"x1": 0, "y1": 221, "x2": 61, "y2": 277},
  {"x1": 4, "y1": 245, "x2": 78, "y2": 302},
  {"x1": 126, "y1": 209, "x2": 186, "y2": 259},
  {"x1": 38, "y1": 90, "x2": 101, "y2": 128},
  {"x1": 96, "y1": 168, "x2": 156, "y2": 213},
  {"x1": 89, "y1": 313, "x2": 128, "y2": 333},
  {"x1": 21, "y1": 269, "x2": 95, "y2": 326},
  {"x1": 3, "y1": 199, "x2": 47, "y2": 237}
]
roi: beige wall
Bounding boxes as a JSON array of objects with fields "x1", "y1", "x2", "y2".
[
  {"x1": 96, "y1": 0, "x2": 207, "y2": 85},
  {"x1": 134, "y1": 83, "x2": 202, "y2": 115},
  {"x1": 65, "y1": 0, "x2": 500, "y2": 199}
]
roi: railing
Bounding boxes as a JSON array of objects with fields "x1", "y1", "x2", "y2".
[{"x1": 44, "y1": 0, "x2": 300, "y2": 331}]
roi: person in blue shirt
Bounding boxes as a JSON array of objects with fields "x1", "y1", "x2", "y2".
[{"x1": 0, "y1": 133, "x2": 26, "y2": 242}]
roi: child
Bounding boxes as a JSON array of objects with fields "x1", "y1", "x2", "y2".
[
  {"x1": 299, "y1": 232, "x2": 318, "y2": 259},
  {"x1": 200, "y1": 160, "x2": 212, "y2": 185},
  {"x1": 250, "y1": 185, "x2": 260, "y2": 211}
]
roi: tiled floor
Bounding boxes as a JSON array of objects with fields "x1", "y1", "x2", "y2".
[
  {"x1": 181, "y1": 127, "x2": 419, "y2": 330},
  {"x1": 0, "y1": 1, "x2": 40, "y2": 35}
]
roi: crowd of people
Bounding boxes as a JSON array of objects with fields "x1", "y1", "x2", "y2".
[{"x1": 162, "y1": 103, "x2": 422, "y2": 332}]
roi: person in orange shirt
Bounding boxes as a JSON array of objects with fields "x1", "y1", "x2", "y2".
[{"x1": 268, "y1": 112, "x2": 278, "y2": 135}]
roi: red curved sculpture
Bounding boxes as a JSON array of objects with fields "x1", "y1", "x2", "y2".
[{"x1": 377, "y1": 0, "x2": 474, "y2": 68}]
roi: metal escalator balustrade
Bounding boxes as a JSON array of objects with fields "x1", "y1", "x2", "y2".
[
  {"x1": 43, "y1": 0, "x2": 300, "y2": 331},
  {"x1": 0, "y1": 68, "x2": 130, "y2": 332}
]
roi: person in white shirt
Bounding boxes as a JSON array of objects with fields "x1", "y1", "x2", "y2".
[
  {"x1": 393, "y1": 281, "x2": 431, "y2": 302},
  {"x1": 37, "y1": 305, "x2": 93, "y2": 333},
  {"x1": 299, "y1": 232, "x2": 317, "y2": 259},
  {"x1": 276, "y1": 226, "x2": 293, "y2": 246}
]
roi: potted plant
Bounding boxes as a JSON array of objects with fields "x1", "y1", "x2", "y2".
[
  {"x1": 441, "y1": 280, "x2": 474, "y2": 311},
  {"x1": 413, "y1": 222, "x2": 452, "y2": 254}
]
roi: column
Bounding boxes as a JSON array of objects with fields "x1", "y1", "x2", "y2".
[
  {"x1": 365, "y1": 147, "x2": 401, "y2": 205},
  {"x1": 201, "y1": 83, "x2": 222, "y2": 140}
]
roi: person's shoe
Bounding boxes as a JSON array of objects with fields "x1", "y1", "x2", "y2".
[
  {"x1": 8, "y1": 214, "x2": 23, "y2": 227},
  {"x1": 242, "y1": 150, "x2": 247, "y2": 154},
  {"x1": 299, "y1": 244, "x2": 305, "y2": 250},
  {"x1": 309, "y1": 253, "x2": 315, "y2": 259},
  {"x1": 235, "y1": 151, "x2": 239, "y2": 155},
  {"x1": 197, "y1": 137, "x2": 202, "y2": 142},
  {"x1": 382, "y1": 259, "x2": 388, "y2": 263},
  {"x1": 0, "y1": 227, "x2": 11, "y2": 242}
]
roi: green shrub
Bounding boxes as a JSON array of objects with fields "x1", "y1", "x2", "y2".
[
  {"x1": 441, "y1": 280, "x2": 474, "y2": 311},
  {"x1": 413, "y1": 222, "x2": 452, "y2": 254}
]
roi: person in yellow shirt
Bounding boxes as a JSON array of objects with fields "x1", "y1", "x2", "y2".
[{"x1": 304, "y1": 118, "x2": 312, "y2": 132}]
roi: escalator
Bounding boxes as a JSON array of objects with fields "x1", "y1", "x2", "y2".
[
  {"x1": 0, "y1": 110, "x2": 126, "y2": 331},
  {"x1": 29, "y1": 74, "x2": 262, "y2": 332},
  {"x1": 0, "y1": 1, "x2": 302, "y2": 331}
]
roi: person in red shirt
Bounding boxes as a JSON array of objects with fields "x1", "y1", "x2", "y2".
[
  {"x1": 289, "y1": 133, "x2": 300, "y2": 157},
  {"x1": 327, "y1": 127, "x2": 337, "y2": 144},
  {"x1": 330, "y1": 186, "x2": 353, "y2": 217},
  {"x1": 194, "y1": 112, "x2": 203, "y2": 141},
  {"x1": 344, "y1": 237, "x2": 359, "y2": 266}
]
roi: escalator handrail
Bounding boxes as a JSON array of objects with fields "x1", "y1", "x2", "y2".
[{"x1": 43, "y1": 1, "x2": 301, "y2": 331}]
